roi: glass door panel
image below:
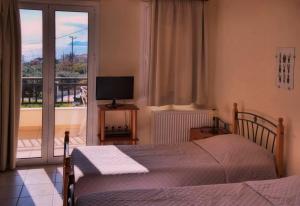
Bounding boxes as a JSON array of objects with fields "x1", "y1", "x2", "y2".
[
  {"x1": 17, "y1": 9, "x2": 43, "y2": 159},
  {"x1": 17, "y1": 3, "x2": 94, "y2": 163},
  {"x1": 54, "y1": 11, "x2": 88, "y2": 156}
]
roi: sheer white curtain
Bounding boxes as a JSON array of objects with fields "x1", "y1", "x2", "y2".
[
  {"x1": 0, "y1": 0, "x2": 21, "y2": 171},
  {"x1": 147, "y1": 0, "x2": 208, "y2": 106}
]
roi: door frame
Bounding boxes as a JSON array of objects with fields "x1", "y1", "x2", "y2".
[
  {"x1": 18, "y1": 3, "x2": 49, "y2": 165},
  {"x1": 17, "y1": 0, "x2": 99, "y2": 166}
]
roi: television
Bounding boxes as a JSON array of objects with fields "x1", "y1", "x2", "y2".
[{"x1": 96, "y1": 76, "x2": 134, "y2": 108}]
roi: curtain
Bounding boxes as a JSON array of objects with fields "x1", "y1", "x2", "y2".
[
  {"x1": 148, "y1": 0, "x2": 208, "y2": 106},
  {"x1": 0, "y1": 0, "x2": 21, "y2": 171}
]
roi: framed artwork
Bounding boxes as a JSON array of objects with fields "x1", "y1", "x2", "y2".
[{"x1": 276, "y1": 47, "x2": 295, "y2": 90}]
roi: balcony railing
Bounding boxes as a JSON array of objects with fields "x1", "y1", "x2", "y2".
[{"x1": 21, "y1": 77, "x2": 87, "y2": 105}]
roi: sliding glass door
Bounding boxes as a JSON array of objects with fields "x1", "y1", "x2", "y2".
[
  {"x1": 53, "y1": 10, "x2": 89, "y2": 156},
  {"x1": 17, "y1": 3, "x2": 96, "y2": 164}
]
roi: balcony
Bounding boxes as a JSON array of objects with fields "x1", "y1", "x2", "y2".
[{"x1": 18, "y1": 77, "x2": 87, "y2": 159}]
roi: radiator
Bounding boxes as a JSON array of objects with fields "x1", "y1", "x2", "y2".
[{"x1": 151, "y1": 109, "x2": 214, "y2": 144}]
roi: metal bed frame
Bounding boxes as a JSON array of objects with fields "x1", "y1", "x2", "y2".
[{"x1": 63, "y1": 103, "x2": 284, "y2": 206}]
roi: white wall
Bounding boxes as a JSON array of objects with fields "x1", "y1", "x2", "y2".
[
  {"x1": 95, "y1": 0, "x2": 152, "y2": 144},
  {"x1": 208, "y1": 0, "x2": 300, "y2": 175}
]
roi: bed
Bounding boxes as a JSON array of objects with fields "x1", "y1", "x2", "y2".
[
  {"x1": 63, "y1": 103, "x2": 285, "y2": 206},
  {"x1": 76, "y1": 176, "x2": 300, "y2": 206}
]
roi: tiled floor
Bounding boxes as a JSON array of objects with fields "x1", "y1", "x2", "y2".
[{"x1": 0, "y1": 165, "x2": 63, "y2": 206}]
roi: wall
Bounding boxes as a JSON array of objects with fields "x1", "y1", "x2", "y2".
[
  {"x1": 208, "y1": 0, "x2": 300, "y2": 175},
  {"x1": 98, "y1": 0, "x2": 140, "y2": 77},
  {"x1": 95, "y1": 0, "x2": 152, "y2": 144}
]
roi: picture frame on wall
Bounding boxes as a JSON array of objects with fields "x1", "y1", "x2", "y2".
[{"x1": 276, "y1": 47, "x2": 296, "y2": 90}]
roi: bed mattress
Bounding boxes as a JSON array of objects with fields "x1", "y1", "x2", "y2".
[
  {"x1": 71, "y1": 134, "x2": 277, "y2": 200},
  {"x1": 76, "y1": 176, "x2": 300, "y2": 206}
]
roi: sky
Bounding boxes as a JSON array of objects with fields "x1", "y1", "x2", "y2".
[{"x1": 20, "y1": 9, "x2": 88, "y2": 62}]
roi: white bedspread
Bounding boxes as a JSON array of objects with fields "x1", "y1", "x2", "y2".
[{"x1": 74, "y1": 146, "x2": 149, "y2": 175}]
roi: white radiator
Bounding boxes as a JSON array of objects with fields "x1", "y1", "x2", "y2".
[{"x1": 151, "y1": 109, "x2": 214, "y2": 144}]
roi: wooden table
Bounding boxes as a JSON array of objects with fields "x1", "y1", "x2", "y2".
[{"x1": 98, "y1": 104, "x2": 139, "y2": 145}]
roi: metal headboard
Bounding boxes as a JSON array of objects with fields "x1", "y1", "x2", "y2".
[
  {"x1": 235, "y1": 112, "x2": 278, "y2": 153},
  {"x1": 232, "y1": 103, "x2": 284, "y2": 177}
]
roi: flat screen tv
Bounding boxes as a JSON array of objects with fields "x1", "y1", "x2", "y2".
[{"x1": 96, "y1": 76, "x2": 134, "y2": 108}]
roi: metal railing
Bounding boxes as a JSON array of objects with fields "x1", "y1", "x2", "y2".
[{"x1": 21, "y1": 77, "x2": 87, "y2": 105}]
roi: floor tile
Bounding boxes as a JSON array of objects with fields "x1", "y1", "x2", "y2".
[
  {"x1": 0, "y1": 165, "x2": 62, "y2": 205},
  {"x1": 0, "y1": 185, "x2": 22, "y2": 199},
  {"x1": 0, "y1": 169, "x2": 27, "y2": 177},
  {"x1": 54, "y1": 182, "x2": 63, "y2": 195},
  {"x1": 15, "y1": 169, "x2": 29, "y2": 177},
  {"x1": 55, "y1": 173, "x2": 63, "y2": 183},
  {"x1": 26, "y1": 168, "x2": 56, "y2": 175},
  {"x1": 42, "y1": 165, "x2": 59, "y2": 174},
  {"x1": 17, "y1": 195, "x2": 53, "y2": 206},
  {"x1": 0, "y1": 175, "x2": 24, "y2": 186},
  {"x1": 20, "y1": 183, "x2": 55, "y2": 197},
  {"x1": 56, "y1": 167, "x2": 63, "y2": 175},
  {"x1": 1, "y1": 198, "x2": 18, "y2": 206},
  {"x1": 25, "y1": 173, "x2": 55, "y2": 185},
  {"x1": 53, "y1": 194, "x2": 63, "y2": 206}
]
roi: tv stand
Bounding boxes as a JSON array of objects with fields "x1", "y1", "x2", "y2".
[
  {"x1": 98, "y1": 104, "x2": 139, "y2": 145},
  {"x1": 105, "y1": 99, "x2": 118, "y2": 109}
]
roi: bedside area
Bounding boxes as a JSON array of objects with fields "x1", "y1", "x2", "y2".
[{"x1": 190, "y1": 117, "x2": 230, "y2": 141}]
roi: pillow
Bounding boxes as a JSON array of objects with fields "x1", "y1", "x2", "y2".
[{"x1": 194, "y1": 134, "x2": 277, "y2": 182}]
